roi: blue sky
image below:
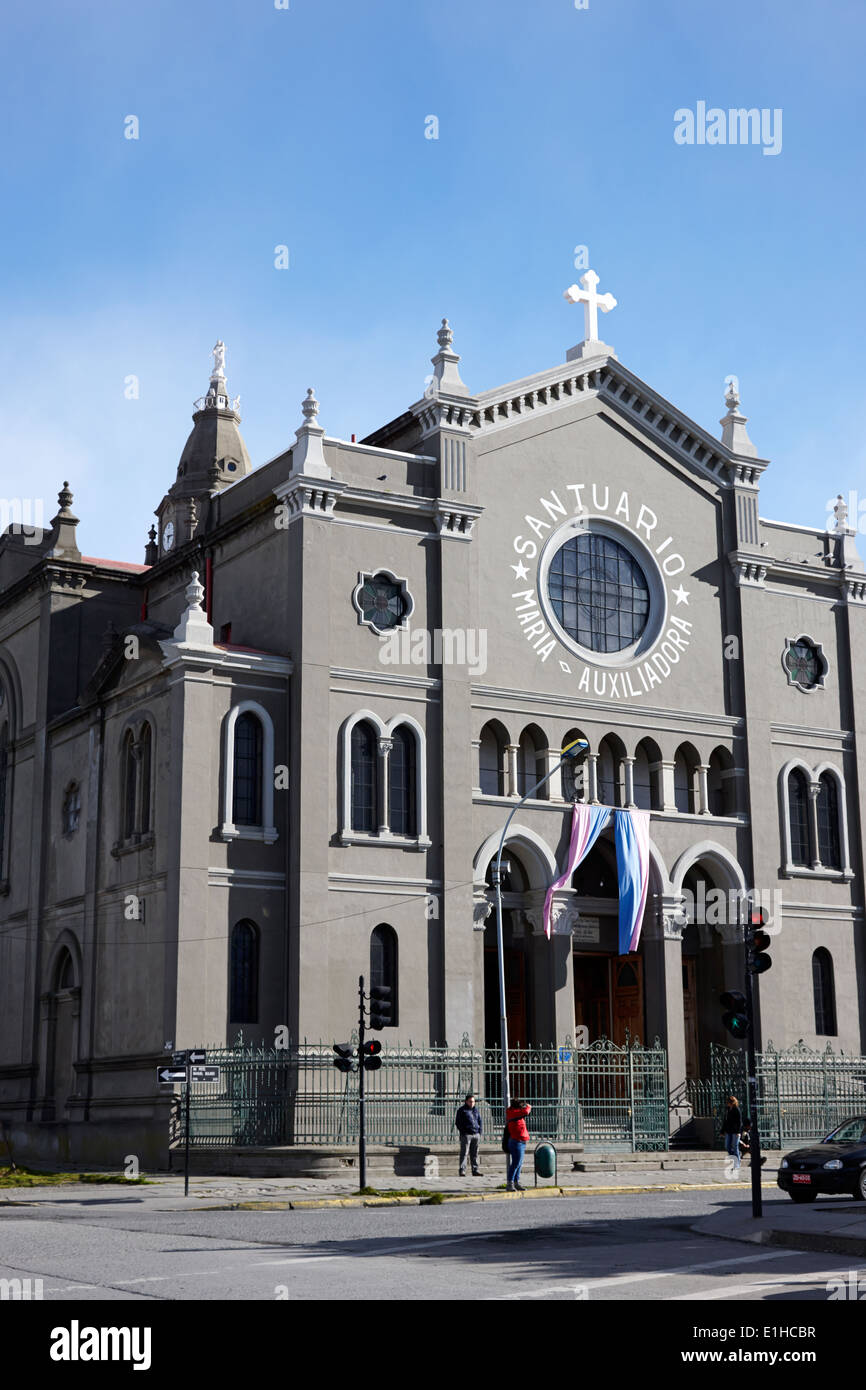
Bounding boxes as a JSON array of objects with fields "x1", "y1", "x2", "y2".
[{"x1": 2, "y1": 0, "x2": 865, "y2": 560}]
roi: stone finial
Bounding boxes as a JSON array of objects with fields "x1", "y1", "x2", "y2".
[
  {"x1": 437, "y1": 318, "x2": 454, "y2": 351},
  {"x1": 291, "y1": 386, "x2": 330, "y2": 479},
  {"x1": 430, "y1": 317, "x2": 469, "y2": 398},
  {"x1": 170, "y1": 569, "x2": 214, "y2": 647},
  {"x1": 144, "y1": 525, "x2": 158, "y2": 566},
  {"x1": 302, "y1": 387, "x2": 319, "y2": 423},
  {"x1": 833, "y1": 494, "x2": 849, "y2": 531},
  {"x1": 47, "y1": 479, "x2": 81, "y2": 560},
  {"x1": 720, "y1": 376, "x2": 757, "y2": 459},
  {"x1": 186, "y1": 497, "x2": 198, "y2": 541}
]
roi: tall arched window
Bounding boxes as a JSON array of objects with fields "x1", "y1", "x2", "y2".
[
  {"x1": 479, "y1": 722, "x2": 505, "y2": 796},
  {"x1": 139, "y1": 722, "x2": 152, "y2": 834},
  {"x1": 230, "y1": 920, "x2": 259, "y2": 1024},
  {"x1": 62, "y1": 783, "x2": 81, "y2": 836},
  {"x1": 123, "y1": 729, "x2": 137, "y2": 839},
  {"x1": 351, "y1": 722, "x2": 378, "y2": 832},
  {"x1": 561, "y1": 728, "x2": 588, "y2": 801},
  {"x1": 674, "y1": 745, "x2": 698, "y2": 814},
  {"x1": 388, "y1": 726, "x2": 416, "y2": 836},
  {"x1": 516, "y1": 725, "x2": 547, "y2": 798},
  {"x1": 788, "y1": 769, "x2": 811, "y2": 867},
  {"x1": 0, "y1": 721, "x2": 8, "y2": 868},
  {"x1": 707, "y1": 747, "x2": 735, "y2": 816},
  {"x1": 233, "y1": 712, "x2": 263, "y2": 826},
  {"x1": 632, "y1": 743, "x2": 658, "y2": 810},
  {"x1": 812, "y1": 948, "x2": 836, "y2": 1036},
  {"x1": 370, "y1": 924, "x2": 398, "y2": 1027},
  {"x1": 816, "y1": 772, "x2": 841, "y2": 870}
]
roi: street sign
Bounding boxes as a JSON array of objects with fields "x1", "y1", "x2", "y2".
[
  {"x1": 188, "y1": 1049, "x2": 207, "y2": 1065},
  {"x1": 157, "y1": 1067, "x2": 188, "y2": 1084},
  {"x1": 190, "y1": 1065, "x2": 220, "y2": 1083},
  {"x1": 172, "y1": 1050, "x2": 189, "y2": 1066}
]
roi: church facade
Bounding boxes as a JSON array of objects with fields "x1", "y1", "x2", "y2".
[{"x1": 1, "y1": 289, "x2": 865, "y2": 1163}]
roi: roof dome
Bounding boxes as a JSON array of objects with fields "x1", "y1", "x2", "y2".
[{"x1": 171, "y1": 342, "x2": 252, "y2": 497}]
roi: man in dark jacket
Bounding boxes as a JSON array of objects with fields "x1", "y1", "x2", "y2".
[{"x1": 455, "y1": 1094, "x2": 483, "y2": 1176}]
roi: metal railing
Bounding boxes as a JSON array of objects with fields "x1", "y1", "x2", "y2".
[
  {"x1": 686, "y1": 1041, "x2": 866, "y2": 1149},
  {"x1": 180, "y1": 1034, "x2": 670, "y2": 1152}
]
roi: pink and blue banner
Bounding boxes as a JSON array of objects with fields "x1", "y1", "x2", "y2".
[{"x1": 542, "y1": 804, "x2": 651, "y2": 954}]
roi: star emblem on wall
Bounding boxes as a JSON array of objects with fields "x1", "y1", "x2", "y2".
[
  {"x1": 672, "y1": 585, "x2": 690, "y2": 605},
  {"x1": 511, "y1": 560, "x2": 530, "y2": 580}
]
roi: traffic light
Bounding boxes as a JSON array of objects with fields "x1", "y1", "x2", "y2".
[
  {"x1": 332, "y1": 1042, "x2": 357, "y2": 1073},
  {"x1": 720, "y1": 990, "x2": 750, "y2": 1039},
  {"x1": 748, "y1": 911, "x2": 773, "y2": 975},
  {"x1": 368, "y1": 985, "x2": 393, "y2": 1030},
  {"x1": 361, "y1": 1039, "x2": 382, "y2": 1071}
]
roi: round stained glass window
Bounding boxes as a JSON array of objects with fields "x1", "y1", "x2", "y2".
[
  {"x1": 357, "y1": 574, "x2": 406, "y2": 631},
  {"x1": 547, "y1": 533, "x2": 650, "y2": 654}
]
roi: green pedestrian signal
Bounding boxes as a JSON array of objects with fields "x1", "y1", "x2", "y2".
[{"x1": 720, "y1": 989, "x2": 750, "y2": 1039}]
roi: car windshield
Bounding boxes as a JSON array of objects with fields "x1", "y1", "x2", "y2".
[{"x1": 823, "y1": 1119, "x2": 866, "y2": 1143}]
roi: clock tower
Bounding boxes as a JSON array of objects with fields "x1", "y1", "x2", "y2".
[{"x1": 153, "y1": 341, "x2": 252, "y2": 561}]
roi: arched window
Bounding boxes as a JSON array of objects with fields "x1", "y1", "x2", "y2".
[
  {"x1": 62, "y1": 783, "x2": 81, "y2": 836},
  {"x1": 812, "y1": 948, "x2": 836, "y2": 1036},
  {"x1": 123, "y1": 729, "x2": 137, "y2": 839},
  {"x1": 816, "y1": 772, "x2": 841, "y2": 870},
  {"x1": 139, "y1": 722, "x2": 152, "y2": 834},
  {"x1": 517, "y1": 725, "x2": 546, "y2": 798},
  {"x1": 57, "y1": 949, "x2": 75, "y2": 991},
  {"x1": 787, "y1": 769, "x2": 811, "y2": 867},
  {"x1": 389, "y1": 726, "x2": 416, "y2": 836},
  {"x1": 233, "y1": 712, "x2": 263, "y2": 826},
  {"x1": 230, "y1": 921, "x2": 259, "y2": 1024},
  {"x1": 674, "y1": 745, "x2": 698, "y2": 814},
  {"x1": 561, "y1": 728, "x2": 588, "y2": 801},
  {"x1": 0, "y1": 720, "x2": 8, "y2": 867},
  {"x1": 479, "y1": 722, "x2": 505, "y2": 796},
  {"x1": 351, "y1": 721, "x2": 378, "y2": 832},
  {"x1": 707, "y1": 747, "x2": 734, "y2": 816},
  {"x1": 370, "y1": 924, "x2": 398, "y2": 1027},
  {"x1": 597, "y1": 737, "x2": 624, "y2": 808},
  {"x1": 632, "y1": 742, "x2": 661, "y2": 811}
]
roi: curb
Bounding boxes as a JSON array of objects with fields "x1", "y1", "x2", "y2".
[
  {"x1": 761, "y1": 1228, "x2": 866, "y2": 1259},
  {"x1": 202, "y1": 1180, "x2": 760, "y2": 1212}
]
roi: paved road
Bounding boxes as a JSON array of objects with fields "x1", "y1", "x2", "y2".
[{"x1": 0, "y1": 1187, "x2": 860, "y2": 1301}]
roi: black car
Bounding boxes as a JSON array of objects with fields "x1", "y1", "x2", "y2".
[{"x1": 777, "y1": 1116, "x2": 866, "y2": 1202}]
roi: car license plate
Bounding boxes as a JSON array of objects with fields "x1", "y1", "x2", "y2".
[{"x1": 792, "y1": 1174, "x2": 811, "y2": 1184}]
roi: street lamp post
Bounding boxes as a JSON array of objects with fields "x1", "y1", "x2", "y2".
[{"x1": 491, "y1": 739, "x2": 589, "y2": 1130}]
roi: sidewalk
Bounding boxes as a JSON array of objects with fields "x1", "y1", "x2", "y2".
[{"x1": 692, "y1": 1197, "x2": 866, "y2": 1259}]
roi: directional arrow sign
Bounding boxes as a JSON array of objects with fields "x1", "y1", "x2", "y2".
[
  {"x1": 157, "y1": 1067, "x2": 188, "y2": 1084},
  {"x1": 188, "y1": 1050, "x2": 207, "y2": 1065},
  {"x1": 172, "y1": 1050, "x2": 189, "y2": 1066},
  {"x1": 190, "y1": 1065, "x2": 220, "y2": 1083}
]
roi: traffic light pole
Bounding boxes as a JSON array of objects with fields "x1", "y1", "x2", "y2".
[
  {"x1": 358, "y1": 974, "x2": 367, "y2": 1191},
  {"x1": 742, "y1": 906, "x2": 763, "y2": 1219}
]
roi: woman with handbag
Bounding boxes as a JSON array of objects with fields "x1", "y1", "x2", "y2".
[{"x1": 505, "y1": 1099, "x2": 531, "y2": 1191}]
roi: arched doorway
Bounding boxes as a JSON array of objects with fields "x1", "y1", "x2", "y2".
[
  {"x1": 571, "y1": 838, "x2": 647, "y2": 1047},
  {"x1": 680, "y1": 863, "x2": 731, "y2": 1078}
]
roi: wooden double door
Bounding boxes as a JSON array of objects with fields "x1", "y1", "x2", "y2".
[{"x1": 573, "y1": 953, "x2": 645, "y2": 1047}]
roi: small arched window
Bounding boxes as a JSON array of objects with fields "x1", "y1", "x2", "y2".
[
  {"x1": 479, "y1": 723, "x2": 505, "y2": 796},
  {"x1": 351, "y1": 722, "x2": 378, "y2": 832},
  {"x1": 674, "y1": 746, "x2": 698, "y2": 814},
  {"x1": 816, "y1": 773, "x2": 841, "y2": 870},
  {"x1": 812, "y1": 948, "x2": 836, "y2": 1036},
  {"x1": 58, "y1": 950, "x2": 75, "y2": 991},
  {"x1": 516, "y1": 726, "x2": 546, "y2": 798},
  {"x1": 62, "y1": 783, "x2": 81, "y2": 836},
  {"x1": 233, "y1": 712, "x2": 263, "y2": 826},
  {"x1": 230, "y1": 920, "x2": 259, "y2": 1023},
  {"x1": 597, "y1": 738, "x2": 621, "y2": 808},
  {"x1": 788, "y1": 769, "x2": 811, "y2": 867},
  {"x1": 388, "y1": 726, "x2": 416, "y2": 837},
  {"x1": 123, "y1": 730, "x2": 137, "y2": 839},
  {"x1": 370, "y1": 924, "x2": 398, "y2": 1027}
]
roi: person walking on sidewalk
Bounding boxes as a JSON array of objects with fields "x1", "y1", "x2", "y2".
[
  {"x1": 722, "y1": 1095, "x2": 742, "y2": 1169},
  {"x1": 455, "y1": 1093, "x2": 483, "y2": 1176},
  {"x1": 506, "y1": 1099, "x2": 531, "y2": 1191}
]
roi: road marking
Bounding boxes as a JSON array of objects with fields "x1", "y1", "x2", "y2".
[
  {"x1": 498, "y1": 1248, "x2": 806, "y2": 1298},
  {"x1": 672, "y1": 1263, "x2": 858, "y2": 1300}
]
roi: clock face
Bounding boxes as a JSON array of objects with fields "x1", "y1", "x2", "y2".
[
  {"x1": 785, "y1": 640, "x2": 819, "y2": 688},
  {"x1": 162, "y1": 521, "x2": 175, "y2": 552},
  {"x1": 358, "y1": 575, "x2": 405, "y2": 631}
]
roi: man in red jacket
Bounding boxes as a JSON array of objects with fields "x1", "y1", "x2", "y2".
[{"x1": 505, "y1": 1100, "x2": 531, "y2": 1191}]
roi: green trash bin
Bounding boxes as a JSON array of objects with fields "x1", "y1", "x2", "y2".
[{"x1": 533, "y1": 1141, "x2": 557, "y2": 1186}]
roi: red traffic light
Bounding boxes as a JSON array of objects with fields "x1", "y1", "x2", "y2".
[{"x1": 361, "y1": 1040, "x2": 382, "y2": 1056}]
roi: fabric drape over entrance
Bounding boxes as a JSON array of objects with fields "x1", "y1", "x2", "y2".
[{"x1": 542, "y1": 804, "x2": 652, "y2": 954}]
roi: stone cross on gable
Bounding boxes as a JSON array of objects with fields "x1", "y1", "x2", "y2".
[{"x1": 563, "y1": 270, "x2": 617, "y2": 343}]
